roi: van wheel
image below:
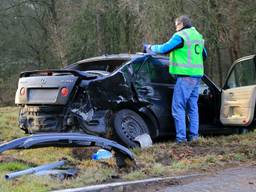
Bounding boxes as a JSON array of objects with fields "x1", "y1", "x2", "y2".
[{"x1": 113, "y1": 109, "x2": 149, "y2": 147}]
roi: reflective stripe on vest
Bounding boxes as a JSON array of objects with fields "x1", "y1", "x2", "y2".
[
  {"x1": 180, "y1": 29, "x2": 204, "y2": 65},
  {"x1": 171, "y1": 63, "x2": 203, "y2": 68},
  {"x1": 169, "y1": 27, "x2": 204, "y2": 76}
]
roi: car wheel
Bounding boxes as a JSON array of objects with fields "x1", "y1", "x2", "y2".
[{"x1": 113, "y1": 109, "x2": 149, "y2": 147}]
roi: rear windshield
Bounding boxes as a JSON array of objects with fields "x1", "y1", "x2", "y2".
[{"x1": 68, "y1": 59, "x2": 129, "y2": 73}]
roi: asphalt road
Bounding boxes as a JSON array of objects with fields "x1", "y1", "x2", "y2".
[
  {"x1": 162, "y1": 165, "x2": 256, "y2": 192},
  {"x1": 54, "y1": 165, "x2": 256, "y2": 192}
]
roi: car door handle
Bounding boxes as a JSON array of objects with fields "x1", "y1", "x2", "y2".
[
  {"x1": 228, "y1": 92, "x2": 237, "y2": 101},
  {"x1": 229, "y1": 92, "x2": 234, "y2": 96}
]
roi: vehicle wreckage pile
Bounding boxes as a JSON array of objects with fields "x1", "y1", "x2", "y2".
[{"x1": 0, "y1": 132, "x2": 145, "y2": 179}]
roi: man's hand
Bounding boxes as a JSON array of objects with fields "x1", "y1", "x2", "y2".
[
  {"x1": 143, "y1": 44, "x2": 151, "y2": 52},
  {"x1": 143, "y1": 44, "x2": 155, "y2": 54}
]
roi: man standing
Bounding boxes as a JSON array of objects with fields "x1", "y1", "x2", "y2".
[{"x1": 145, "y1": 15, "x2": 207, "y2": 143}]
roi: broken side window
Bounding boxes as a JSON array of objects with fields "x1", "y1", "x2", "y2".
[
  {"x1": 71, "y1": 59, "x2": 129, "y2": 73},
  {"x1": 132, "y1": 58, "x2": 151, "y2": 83},
  {"x1": 147, "y1": 57, "x2": 176, "y2": 84}
]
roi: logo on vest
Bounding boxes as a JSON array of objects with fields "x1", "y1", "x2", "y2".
[{"x1": 195, "y1": 44, "x2": 200, "y2": 54}]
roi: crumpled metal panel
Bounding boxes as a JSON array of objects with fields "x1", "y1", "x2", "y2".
[{"x1": 0, "y1": 133, "x2": 134, "y2": 161}]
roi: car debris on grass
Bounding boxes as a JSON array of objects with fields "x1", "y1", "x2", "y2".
[
  {"x1": 5, "y1": 160, "x2": 66, "y2": 180},
  {"x1": 0, "y1": 132, "x2": 136, "y2": 169}
]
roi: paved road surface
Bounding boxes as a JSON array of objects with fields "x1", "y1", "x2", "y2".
[
  {"x1": 55, "y1": 165, "x2": 256, "y2": 192},
  {"x1": 162, "y1": 165, "x2": 256, "y2": 192}
]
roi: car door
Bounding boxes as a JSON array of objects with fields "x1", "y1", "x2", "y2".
[
  {"x1": 220, "y1": 55, "x2": 256, "y2": 126},
  {"x1": 198, "y1": 77, "x2": 220, "y2": 126},
  {"x1": 132, "y1": 56, "x2": 176, "y2": 135}
]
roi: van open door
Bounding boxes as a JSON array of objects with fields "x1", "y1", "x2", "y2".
[{"x1": 220, "y1": 55, "x2": 256, "y2": 126}]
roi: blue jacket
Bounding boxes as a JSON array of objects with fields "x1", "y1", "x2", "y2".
[{"x1": 151, "y1": 28, "x2": 207, "y2": 60}]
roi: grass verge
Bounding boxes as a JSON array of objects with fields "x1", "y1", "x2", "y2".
[{"x1": 0, "y1": 107, "x2": 255, "y2": 191}]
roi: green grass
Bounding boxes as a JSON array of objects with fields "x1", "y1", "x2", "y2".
[
  {"x1": 0, "y1": 107, "x2": 23, "y2": 141},
  {"x1": 0, "y1": 107, "x2": 256, "y2": 191},
  {"x1": 0, "y1": 161, "x2": 30, "y2": 172}
]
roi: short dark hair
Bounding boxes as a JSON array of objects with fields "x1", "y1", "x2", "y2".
[{"x1": 175, "y1": 15, "x2": 192, "y2": 27}]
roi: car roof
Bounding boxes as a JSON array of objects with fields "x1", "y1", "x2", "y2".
[
  {"x1": 65, "y1": 53, "x2": 169, "y2": 69},
  {"x1": 233, "y1": 54, "x2": 255, "y2": 64},
  {"x1": 74, "y1": 53, "x2": 168, "y2": 64},
  {"x1": 75, "y1": 53, "x2": 138, "y2": 64}
]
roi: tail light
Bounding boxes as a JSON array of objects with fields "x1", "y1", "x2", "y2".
[
  {"x1": 60, "y1": 87, "x2": 69, "y2": 97},
  {"x1": 20, "y1": 87, "x2": 26, "y2": 96}
]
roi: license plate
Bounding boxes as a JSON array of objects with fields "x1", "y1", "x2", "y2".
[{"x1": 28, "y1": 89, "x2": 58, "y2": 103}]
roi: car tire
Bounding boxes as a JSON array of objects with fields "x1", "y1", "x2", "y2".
[{"x1": 113, "y1": 109, "x2": 150, "y2": 147}]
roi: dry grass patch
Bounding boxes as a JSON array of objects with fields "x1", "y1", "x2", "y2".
[{"x1": 0, "y1": 107, "x2": 256, "y2": 191}]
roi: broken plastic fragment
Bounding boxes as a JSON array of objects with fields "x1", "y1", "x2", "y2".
[{"x1": 134, "y1": 133, "x2": 152, "y2": 149}]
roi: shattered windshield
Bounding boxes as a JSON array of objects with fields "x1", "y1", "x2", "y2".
[{"x1": 69, "y1": 59, "x2": 130, "y2": 73}]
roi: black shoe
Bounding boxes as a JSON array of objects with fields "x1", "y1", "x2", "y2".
[
  {"x1": 188, "y1": 136, "x2": 198, "y2": 142},
  {"x1": 189, "y1": 137, "x2": 199, "y2": 145},
  {"x1": 176, "y1": 140, "x2": 187, "y2": 145}
]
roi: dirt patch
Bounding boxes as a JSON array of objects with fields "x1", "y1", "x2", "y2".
[
  {"x1": 0, "y1": 154, "x2": 14, "y2": 162},
  {"x1": 0, "y1": 154, "x2": 36, "y2": 166},
  {"x1": 71, "y1": 147, "x2": 100, "y2": 160}
]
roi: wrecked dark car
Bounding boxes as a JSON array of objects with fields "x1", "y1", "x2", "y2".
[{"x1": 15, "y1": 53, "x2": 256, "y2": 147}]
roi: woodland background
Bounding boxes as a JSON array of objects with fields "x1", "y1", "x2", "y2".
[{"x1": 0, "y1": 0, "x2": 255, "y2": 105}]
